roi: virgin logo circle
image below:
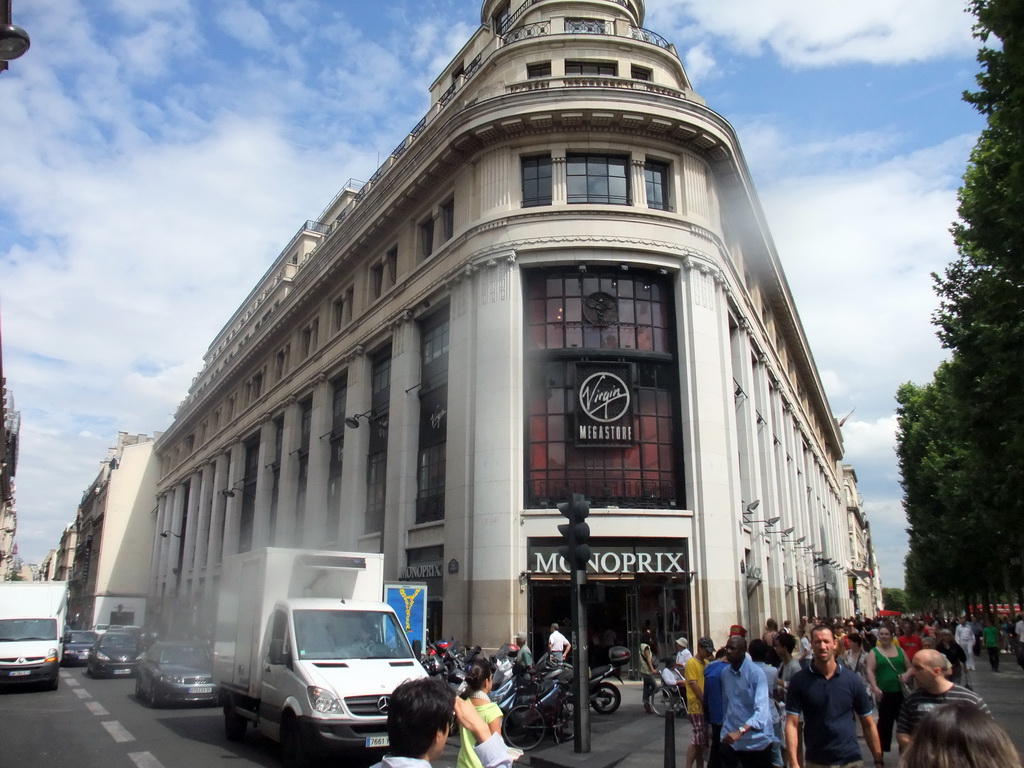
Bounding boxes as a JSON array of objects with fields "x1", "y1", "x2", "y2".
[{"x1": 579, "y1": 371, "x2": 630, "y2": 422}]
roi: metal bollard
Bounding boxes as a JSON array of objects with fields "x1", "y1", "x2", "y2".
[{"x1": 664, "y1": 709, "x2": 676, "y2": 768}]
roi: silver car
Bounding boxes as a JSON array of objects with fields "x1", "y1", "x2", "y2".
[{"x1": 134, "y1": 641, "x2": 217, "y2": 707}]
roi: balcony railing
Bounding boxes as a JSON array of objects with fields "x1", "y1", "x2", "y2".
[
  {"x1": 629, "y1": 26, "x2": 671, "y2": 49},
  {"x1": 503, "y1": 20, "x2": 549, "y2": 45}
]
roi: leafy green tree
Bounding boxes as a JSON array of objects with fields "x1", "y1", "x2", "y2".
[
  {"x1": 882, "y1": 588, "x2": 910, "y2": 614},
  {"x1": 898, "y1": 0, "x2": 1024, "y2": 606}
]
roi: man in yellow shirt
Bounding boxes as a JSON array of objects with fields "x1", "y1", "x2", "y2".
[{"x1": 684, "y1": 636, "x2": 715, "y2": 768}]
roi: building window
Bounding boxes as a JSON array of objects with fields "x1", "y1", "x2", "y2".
[
  {"x1": 523, "y1": 268, "x2": 681, "y2": 509},
  {"x1": 246, "y1": 369, "x2": 264, "y2": 404},
  {"x1": 416, "y1": 310, "x2": 449, "y2": 524},
  {"x1": 566, "y1": 153, "x2": 629, "y2": 205},
  {"x1": 274, "y1": 345, "x2": 290, "y2": 380},
  {"x1": 440, "y1": 199, "x2": 455, "y2": 241},
  {"x1": 565, "y1": 18, "x2": 607, "y2": 35},
  {"x1": 331, "y1": 291, "x2": 350, "y2": 332},
  {"x1": 416, "y1": 444, "x2": 446, "y2": 523},
  {"x1": 365, "y1": 451, "x2": 387, "y2": 534},
  {"x1": 644, "y1": 160, "x2": 670, "y2": 211},
  {"x1": 522, "y1": 155, "x2": 553, "y2": 207},
  {"x1": 631, "y1": 65, "x2": 652, "y2": 81},
  {"x1": 365, "y1": 349, "x2": 392, "y2": 535},
  {"x1": 371, "y1": 262, "x2": 385, "y2": 299},
  {"x1": 327, "y1": 377, "x2": 347, "y2": 540},
  {"x1": 527, "y1": 61, "x2": 552, "y2": 78},
  {"x1": 301, "y1": 319, "x2": 319, "y2": 358},
  {"x1": 386, "y1": 246, "x2": 398, "y2": 284},
  {"x1": 565, "y1": 60, "x2": 616, "y2": 76},
  {"x1": 492, "y1": 1, "x2": 510, "y2": 32},
  {"x1": 420, "y1": 216, "x2": 435, "y2": 259}
]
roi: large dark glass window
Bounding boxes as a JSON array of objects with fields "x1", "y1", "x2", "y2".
[
  {"x1": 327, "y1": 377, "x2": 347, "y2": 541},
  {"x1": 417, "y1": 310, "x2": 449, "y2": 524},
  {"x1": 644, "y1": 160, "x2": 670, "y2": 211},
  {"x1": 522, "y1": 155, "x2": 552, "y2": 207},
  {"x1": 567, "y1": 154, "x2": 629, "y2": 205},
  {"x1": 365, "y1": 349, "x2": 392, "y2": 536},
  {"x1": 523, "y1": 269, "x2": 681, "y2": 509}
]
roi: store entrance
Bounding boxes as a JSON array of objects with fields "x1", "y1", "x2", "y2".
[{"x1": 528, "y1": 578, "x2": 692, "y2": 678}]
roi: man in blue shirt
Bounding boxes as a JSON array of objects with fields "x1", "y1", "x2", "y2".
[
  {"x1": 720, "y1": 635, "x2": 776, "y2": 768},
  {"x1": 785, "y1": 625, "x2": 883, "y2": 768},
  {"x1": 703, "y1": 648, "x2": 728, "y2": 768}
]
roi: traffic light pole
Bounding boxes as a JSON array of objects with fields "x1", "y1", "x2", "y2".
[{"x1": 570, "y1": 563, "x2": 590, "y2": 753}]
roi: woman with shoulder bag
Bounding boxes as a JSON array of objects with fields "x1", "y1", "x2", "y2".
[{"x1": 866, "y1": 624, "x2": 910, "y2": 757}]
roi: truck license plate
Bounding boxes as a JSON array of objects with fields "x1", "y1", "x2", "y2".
[
  {"x1": 189, "y1": 686, "x2": 214, "y2": 694},
  {"x1": 10, "y1": 670, "x2": 30, "y2": 676},
  {"x1": 365, "y1": 736, "x2": 389, "y2": 748}
]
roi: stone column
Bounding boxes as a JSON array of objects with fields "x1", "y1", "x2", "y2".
[
  {"x1": 206, "y1": 452, "x2": 229, "y2": 570},
  {"x1": 152, "y1": 493, "x2": 169, "y2": 598},
  {"x1": 630, "y1": 156, "x2": 648, "y2": 208},
  {"x1": 166, "y1": 483, "x2": 186, "y2": 594},
  {"x1": 467, "y1": 257, "x2": 521, "y2": 648},
  {"x1": 181, "y1": 468, "x2": 202, "y2": 591},
  {"x1": 551, "y1": 151, "x2": 567, "y2": 205},
  {"x1": 193, "y1": 462, "x2": 214, "y2": 579},
  {"x1": 222, "y1": 443, "x2": 245, "y2": 557},
  {"x1": 678, "y1": 257, "x2": 743, "y2": 641},
  {"x1": 253, "y1": 417, "x2": 277, "y2": 548},
  {"x1": 339, "y1": 348, "x2": 370, "y2": 550},
  {"x1": 302, "y1": 373, "x2": 333, "y2": 547},
  {"x1": 383, "y1": 317, "x2": 421, "y2": 574},
  {"x1": 275, "y1": 397, "x2": 301, "y2": 546}
]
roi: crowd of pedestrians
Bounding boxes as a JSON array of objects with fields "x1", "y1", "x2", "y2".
[{"x1": 657, "y1": 614, "x2": 1020, "y2": 768}]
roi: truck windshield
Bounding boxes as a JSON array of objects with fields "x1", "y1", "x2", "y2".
[
  {"x1": 0, "y1": 618, "x2": 58, "y2": 642},
  {"x1": 292, "y1": 610, "x2": 416, "y2": 661}
]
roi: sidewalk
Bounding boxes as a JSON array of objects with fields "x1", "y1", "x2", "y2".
[
  {"x1": 525, "y1": 681, "x2": 690, "y2": 768},
  {"x1": 524, "y1": 657, "x2": 1024, "y2": 768}
]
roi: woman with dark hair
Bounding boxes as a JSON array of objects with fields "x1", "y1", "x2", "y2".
[
  {"x1": 899, "y1": 701, "x2": 1021, "y2": 768},
  {"x1": 866, "y1": 624, "x2": 909, "y2": 756},
  {"x1": 457, "y1": 658, "x2": 504, "y2": 768}
]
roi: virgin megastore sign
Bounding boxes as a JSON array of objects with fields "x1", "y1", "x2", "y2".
[{"x1": 575, "y1": 363, "x2": 634, "y2": 447}]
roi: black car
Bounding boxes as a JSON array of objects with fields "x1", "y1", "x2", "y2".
[
  {"x1": 61, "y1": 630, "x2": 98, "y2": 667},
  {"x1": 134, "y1": 641, "x2": 217, "y2": 707},
  {"x1": 87, "y1": 631, "x2": 141, "y2": 678}
]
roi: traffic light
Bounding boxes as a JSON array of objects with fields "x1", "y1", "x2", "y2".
[{"x1": 557, "y1": 493, "x2": 591, "y2": 572}]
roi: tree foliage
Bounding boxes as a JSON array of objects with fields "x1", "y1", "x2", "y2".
[
  {"x1": 881, "y1": 588, "x2": 910, "y2": 614},
  {"x1": 897, "y1": 0, "x2": 1024, "y2": 610}
]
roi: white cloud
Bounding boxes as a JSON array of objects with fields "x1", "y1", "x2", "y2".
[
  {"x1": 216, "y1": 1, "x2": 275, "y2": 52},
  {"x1": 647, "y1": 0, "x2": 976, "y2": 67}
]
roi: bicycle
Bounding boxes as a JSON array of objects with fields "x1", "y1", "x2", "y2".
[
  {"x1": 502, "y1": 667, "x2": 574, "y2": 750},
  {"x1": 649, "y1": 679, "x2": 688, "y2": 717}
]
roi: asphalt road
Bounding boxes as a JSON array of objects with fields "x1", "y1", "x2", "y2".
[{"x1": 0, "y1": 659, "x2": 1019, "y2": 768}]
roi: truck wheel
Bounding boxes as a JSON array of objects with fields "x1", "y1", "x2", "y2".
[
  {"x1": 224, "y1": 700, "x2": 248, "y2": 742},
  {"x1": 281, "y1": 716, "x2": 313, "y2": 768}
]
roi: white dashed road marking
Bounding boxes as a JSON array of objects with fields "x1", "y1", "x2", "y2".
[
  {"x1": 85, "y1": 701, "x2": 109, "y2": 716},
  {"x1": 72, "y1": 687, "x2": 92, "y2": 699},
  {"x1": 101, "y1": 721, "x2": 135, "y2": 743},
  {"x1": 128, "y1": 752, "x2": 165, "y2": 768}
]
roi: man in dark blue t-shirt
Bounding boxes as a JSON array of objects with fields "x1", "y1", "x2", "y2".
[{"x1": 785, "y1": 625, "x2": 883, "y2": 768}]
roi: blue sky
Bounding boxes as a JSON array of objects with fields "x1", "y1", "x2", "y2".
[{"x1": 0, "y1": 0, "x2": 983, "y2": 589}]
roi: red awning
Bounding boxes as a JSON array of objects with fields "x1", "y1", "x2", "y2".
[{"x1": 878, "y1": 609, "x2": 902, "y2": 617}]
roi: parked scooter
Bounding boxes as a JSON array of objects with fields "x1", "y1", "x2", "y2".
[{"x1": 587, "y1": 645, "x2": 630, "y2": 714}]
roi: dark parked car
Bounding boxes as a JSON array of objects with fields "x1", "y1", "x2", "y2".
[
  {"x1": 134, "y1": 641, "x2": 217, "y2": 707},
  {"x1": 87, "y1": 631, "x2": 141, "y2": 678},
  {"x1": 61, "y1": 630, "x2": 98, "y2": 666}
]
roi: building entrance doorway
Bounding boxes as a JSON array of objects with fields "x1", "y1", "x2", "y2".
[{"x1": 527, "y1": 578, "x2": 691, "y2": 678}]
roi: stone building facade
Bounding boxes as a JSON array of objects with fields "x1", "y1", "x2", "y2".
[{"x1": 152, "y1": 0, "x2": 861, "y2": 656}]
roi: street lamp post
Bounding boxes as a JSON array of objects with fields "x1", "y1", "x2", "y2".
[{"x1": 0, "y1": 0, "x2": 30, "y2": 74}]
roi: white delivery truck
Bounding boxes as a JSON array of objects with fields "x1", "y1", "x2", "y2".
[
  {"x1": 214, "y1": 548, "x2": 426, "y2": 767},
  {"x1": 0, "y1": 581, "x2": 68, "y2": 690}
]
